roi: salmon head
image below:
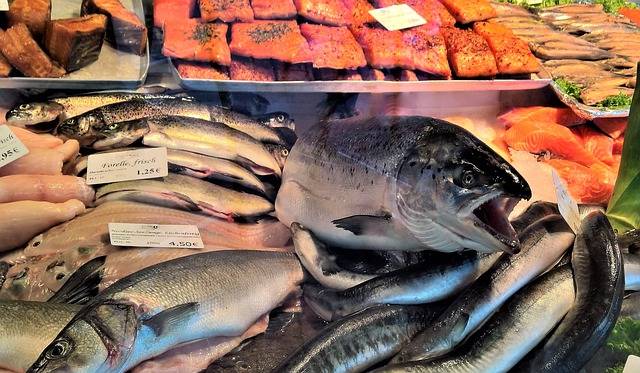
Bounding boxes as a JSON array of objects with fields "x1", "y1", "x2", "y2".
[
  {"x1": 393, "y1": 119, "x2": 531, "y2": 254},
  {"x1": 28, "y1": 302, "x2": 137, "y2": 373}
]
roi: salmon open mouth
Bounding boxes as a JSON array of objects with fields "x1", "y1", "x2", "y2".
[{"x1": 472, "y1": 196, "x2": 522, "y2": 253}]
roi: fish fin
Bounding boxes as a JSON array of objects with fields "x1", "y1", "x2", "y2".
[
  {"x1": 143, "y1": 302, "x2": 200, "y2": 337},
  {"x1": 450, "y1": 312, "x2": 471, "y2": 344},
  {"x1": 302, "y1": 283, "x2": 341, "y2": 322},
  {"x1": 332, "y1": 213, "x2": 392, "y2": 236},
  {"x1": 48, "y1": 256, "x2": 106, "y2": 305}
]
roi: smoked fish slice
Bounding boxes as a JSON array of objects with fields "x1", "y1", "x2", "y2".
[
  {"x1": 440, "y1": 0, "x2": 497, "y2": 24},
  {"x1": 175, "y1": 60, "x2": 230, "y2": 80},
  {"x1": 0, "y1": 23, "x2": 66, "y2": 78},
  {"x1": 472, "y1": 21, "x2": 539, "y2": 75},
  {"x1": 81, "y1": 0, "x2": 147, "y2": 55},
  {"x1": 7, "y1": 0, "x2": 50, "y2": 43},
  {"x1": 44, "y1": 14, "x2": 108, "y2": 72},
  {"x1": 230, "y1": 56, "x2": 276, "y2": 81},
  {"x1": 273, "y1": 61, "x2": 314, "y2": 81},
  {"x1": 402, "y1": 25, "x2": 451, "y2": 78},
  {"x1": 163, "y1": 19, "x2": 231, "y2": 65},
  {"x1": 352, "y1": 26, "x2": 414, "y2": 69},
  {"x1": 0, "y1": 53, "x2": 11, "y2": 77},
  {"x1": 300, "y1": 24, "x2": 367, "y2": 70}
]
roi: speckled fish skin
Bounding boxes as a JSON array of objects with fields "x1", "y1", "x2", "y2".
[
  {"x1": 28, "y1": 250, "x2": 305, "y2": 373},
  {"x1": 512, "y1": 211, "x2": 624, "y2": 373},
  {"x1": 276, "y1": 115, "x2": 531, "y2": 254},
  {"x1": 56, "y1": 98, "x2": 286, "y2": 146},
  {"x1": 5, "y1": 92, "x2": 179, "y2": 132},
  {"x1": 272, "y1": 303, "x2": 447, "y2": 373},
  {"x1": 372, "y1": 265, "x2": 575, "y2": 373},
  {"x1": 392, "y1": 215, "x2": 574, "y2": 364}
]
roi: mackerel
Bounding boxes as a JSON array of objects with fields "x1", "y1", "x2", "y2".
[
  {"x1": 509, "y1": 200, "x2": 559, "y2": 235},
  {"x1": 273, "y1": 303, "x2": 446, "y2": 373},
  {"x1": 393, "y1": 215, "x2": 574, "y2": 363},
  {"x1": 513, "y1": 211, "x2": 624, "y2": 373},
  {"x1": 304, "y1": 249, "x2": 501, "y2": 322},
  {"x1": 373, "y1": 266, "x2": 575, "y2": 373}
]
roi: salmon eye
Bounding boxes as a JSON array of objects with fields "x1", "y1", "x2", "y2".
[
  {"x1": 453, "y1": 166, "x2": 480, "y2": 188},
  {"x1": 46, "y1": 339, "x2": 72, "y2": 360},
  {"x1": 460, "y1": 170, "x2": 477, "y2": 188},
  {"x1": 277, "y1": 114, "x2": 285, "y2": 122}
]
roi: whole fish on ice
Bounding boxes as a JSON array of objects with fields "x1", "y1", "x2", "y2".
[{"x1": 276, "y1": 115, "x2": 531, "y2": 253}]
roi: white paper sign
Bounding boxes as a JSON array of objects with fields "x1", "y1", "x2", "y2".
[
  {"x1": 552, "y1": 169, "x2": 581, "y2": 233},
  {"x1": 0, "y1": 125, "x2": 29, "y2": 168},
  {"x1": 369, "y1": 4, "x2": 426, "y2": 31},
  {"x1": 0, "y1": 0, "x2": 8, "y2": 11},
  {"x1": 109, "y1": 223, "x2": 204, "y2": 248},
  {"x1": 86, "y1": 147, "x2": 168, "y2": 185},
  {"x1": 623, "y1": 355, "x2": 640, "y2": 373}
]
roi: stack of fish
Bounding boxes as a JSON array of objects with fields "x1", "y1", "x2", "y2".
[{"x1": 491, "y1": 2, "x2": 638, "y2": 106}]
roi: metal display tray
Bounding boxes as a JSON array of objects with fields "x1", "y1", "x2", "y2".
[
  {"x1": 170, "y1": 60, "x2": 551, "y2": 93},
  {"x1": 0, "y1": 0, "x2": 149, "y2": 90}
]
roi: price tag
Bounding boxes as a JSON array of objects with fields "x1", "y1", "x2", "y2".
[
  {"x1": 86, "y1": 147, "x2": 168, "y2": 185},
  {"x1": 623, "y1": 355, "x2": 640, "y2": 373},
  {"x1": 0, "y1": 0, "x2": 8, "y2": 11},
  {"x1": 552, "y1": 169, "x2": 581, "y2": 233},
  {"x1": 0, "y1": 125, "x2": 29, "y2": 168},
  {"x1": 369, "y1": 4, "x2": 426, "y2": 31},
  {"x1": 109, "y1": 223, "x2": 204, "y2": 248}
]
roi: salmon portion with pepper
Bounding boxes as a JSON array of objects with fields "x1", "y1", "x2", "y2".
[
  {"x1": 153, "y1": 0, "x2": 196, "y2": 28},
  {"x1": 229, "y1": 56, "x2": 276, "y2": 81},
  {"x1": 251, "y1": 0, "x2": 297, "y2": 20},
  {"x1": 300, "y1": 24, "x2": 366, "y2": 70},
  {"x1": 374, "y1": 0, "x2": 456, "y2": 27},
  {"x1": 229, "y1": 20, "x2": 312, "y2": 64},
  {"x1": 293, "y1": 0, "x2": 352, "y2": 26},
  {"x1": 176, "y1": 60, "x2": 229, "y2": 80},
  {"x1": 163, "y1": 19, "x2": 231, "y2": 65},
  {"x1": 472, "y1": 21, "x2": 539, "y2": 75},
  {"x1": 440, "y1": 0, "x2": 497, "y2": 24},
  {"x1": 199, "y1": 0, "x2": 254, "y2": 22},
  {"x1": 402, "y1": 25, "x2": 451, "y2": 77},
  {"x1": 343, "y1": 0, "x2": 377, "y2": 27},
  {"x1": 441, "y1": 26, "x2": 498, "y2": 78},
  {"x1": 353, "y1": 26, "x2": 414, "y2": 69}
]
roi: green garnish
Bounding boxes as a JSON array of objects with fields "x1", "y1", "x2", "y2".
[
  {"x1": 494, "y1": 0, "x2": 572, "y2": 8},
  {"x1": 554, "y1": 78, "x2": 582, "y2": 101},
  {"x1": 595, "y1": 93, "x2": 633, "y2": 108},
  {"x1": 593, "y1": 0, "x2": 637, "y2": 13},
  {"x1": 603, "y1": 317, "x2": 640, "y2": 373}
]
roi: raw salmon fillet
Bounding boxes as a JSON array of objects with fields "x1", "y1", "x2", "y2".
[
  {"x1": 439, "y1": 0, "x2": 497, "y2": 24},
  {"x1": 571, "y1": 125, "x2": 615, "y2": 166},
  {"x1": 503, "y1": 120, "x2": 611, "y2": 170},
  {"x1": 7, "y1": 0, "x2": 51, "y2": 43},
  {"x1": 343, "y1": 0, "x2": 377, "y2": 26},
  {"x1": 0, "y1": 54, "x2": 12, "y2": 77},
  {"x1": 0, "y1": 23, "x2": 66, "y2": 78},
  {"x1": 441, "y1": 26, "x2": 498, "y2": 78},
  {"x1": 44, "y1": 14, "x2": 108, "y2": 72},
  {"x1": 300, "y1": 24, "x2": 366, "y2": 69},
  {"x1": 153, "y1": 0, "x2": 196, "y2": 28},
  {"x1": 82, "y1": 0, "x2": 148, "y2": 55},
  {"x1": 498, "y1": 106, "x2": 586, "y2": 128},
  {"x1": 199, "y1": 0, "x2": 254, "y2": 22},
  {"x1": 472, "y1": 22, "x2": 539, "y2": 75},
  {"x1": 594, "y1": 117, "x2": 627, "y2": 138},
  {"x1": 163, "y1": 19, "x2": 231, "y2": 65},
  {"x1": 293, "y1": 0, "x2": 352, "y2": 26},
  {"x1": 614, "y1": 135, "x2": 624, "y2": 154},
  {"x1": 545, "y1": 158, "x2": 614, "y2": 205},
  {"x1": 352, "y1": 26, "x2": 413, "y2": 69},
  {"x1": 229, "y1": 20, "x2": 313, "y2": 64},
  {"x1": 251, "y1": 0, "x2": 297, "y2": 19},
  {"x1": 229, "y1": 56, "x2": 276, "y2": 81},
  {"x1": 374, "y1": 0, "x2": 456, "y2": 27},
  {"x1": 273, "y1": 61, "x2": 314, "y2": 81},
  {"x1": 176, "y1": 60, "x2": 229, "y2": 80},
  {"x1": 402, "y1": 25, "x2": 451, "y2": 77}
]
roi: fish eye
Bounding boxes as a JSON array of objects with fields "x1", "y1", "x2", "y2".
[
  {"x1": 45, "y1": 339, "x2": 72, "y2": 360},
  {"x1": 67, "y1": 119, "x2": 76, "y2": 125},
  {"x1": 277, "y1": 114, "x2": 285, "y2": 122},
  {"x1": 19, "y1": 104, "x2": 30, "y2": 110},
  {"x1": 107, "y1": 123, "x2": 119, "y2": 131},
  {"x1": 281, "y1": 149, "x2": 289, "y2": 156},
  {"x1": 453, "y1": 166, "x2": 479, "y2": 189},
  {"x1": 13, "y1": 268, "x2": 28, "y2": 280}
]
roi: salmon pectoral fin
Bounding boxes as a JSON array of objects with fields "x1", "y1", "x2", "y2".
[
  {"x1": 144, "y1": 302, "x2": 200, "y2": 337},
  {"x1": 332, "y1": 212, "x2": 392, "y2": 235}
]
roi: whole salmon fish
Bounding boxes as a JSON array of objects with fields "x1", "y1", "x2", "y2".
[{"x1": 275, "y1": 115, "x2": 531, "y2": 254}]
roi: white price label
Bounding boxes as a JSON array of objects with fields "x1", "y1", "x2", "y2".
[
  {"x1": 369, "y1": 4, "x2": 426, "y2": 31},
  {"x1": 0, "y1": 0, "x2": 8, "y2": 11},
  {"x1": 0, "y1": 125, "x2": 29, "y2": 168},
  {"x1": 109, "y1": 223, "x2": 204, "y2": 248},
  {"x1": 86, "y1": 147, "x2": 168, "y2": 185},
  {"x1": 552, "y1": 169, "x2": 581, "y2": 233},
  {"x1": 623, "y1": 355, "x2": 640, "y2": 373}
]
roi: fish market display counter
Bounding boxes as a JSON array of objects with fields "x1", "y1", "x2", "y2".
[{"x1": 0, "y1": 0, "x2": 638, "y2": 372}]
